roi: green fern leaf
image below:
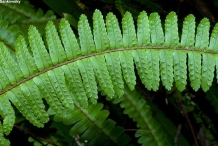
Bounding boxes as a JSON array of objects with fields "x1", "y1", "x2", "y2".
[
  {"x1": 173, "y1": 50, "x2": 187, "y2": 91},
  {"x1": 150, "y1": 12, "x2": 169, "y2": 91},
  {"x1": 8, "y1": 87, "x2": 44, "y2": 127},
  {"x1": 104, "y1": 53, "x2": 124, "y2": 97},
  {"x1": 0, "y1": 122, "x2": 10, "y2": 146},
  {"x1": 59, "y1": 19, "x2": 81, "y2": 59},
  {"x1": 209, "y1": 23, "x2": 218, "y2": 51},
  {"x1": 137, "y1": 11, "x2": 150, "y2": 46},
  {"x1": 133, "y1": 49, "x2": 152, "y2": 90},
  {"x1": 209, "y1": 24, "x2": 218, "y2": 85},
  {"x1": 188, "y1": 51, "x2": 201, "y2": 91},
  {"x1": 19, "y1": 80, "x2": 49, "y2": 124},
  {"x1": 28, "y1": 25, "x2": 53, "y2": 71},
  {"x1": 163, "y1": 12, "x2": 178, "y2": 89},
  {"x1": 77, "y1": 59, "x2": 98, "y2": 104},
  {"x1": 15, "y1": 36, "x2": 38, "y2": 78},
  {"x1": 133, "y1": 11, "x2": 159, "y2": 90},
  {"x1": 201, "y1": 54, "x2": 215, "y2": 91},
  {"x1": 197, "y1": 18, "x2": 215, "y2": 91},
  {"x1": 1, "y1": 9, "x2": 218, "y2": 144},
  {"x1": 0, "y1": 42, "x2": 24, "y2": 84},
  {"x1": 90, "y1": 55, "x2": 114, "y2": 97},
  {"x1": 147, "y1": 49, "x2": 160, "y2": 91},
  {"x1": 54, "y1": 103, "x2": 130, "y2": 145},
  {"x1": 78, "y1": 14, "x2": 96, "y2": 55},
  {"x1": 0, "y1": 67, "x2": 11, "y2": 90},
  {"x1": 181, "y1": 14, "x2": 195, "y2": 47},
  {"x1": 45, "y1": 21, "x2": 67, "y2": 64},
  {"x1": 47, "y1": 68, "x2": 74, "y2": 109},
  {"x1": 0, "y1": 96, "x2": 14, "y2": 135},
  {"x1": 0, "y1": 18, "x2": 21, "y2": 49},
  {"x1": 106, "y1": 12, "x2": 123, "y2": 49},
  {"x1": 105, "y1": 12, "x2": 125, "y2": 95},
  {"x1": 119, "y1": 51, "x2": 136, "y2": 90},
  {"x1": 0, "y1": 2, "x2": 56, "y2": 35},
  {"x1": 33, "y1": 74, "x2": 65, "y2": 115},
  {"x1": 195, "y1": 18, "x2": 210, "y2": 50},
  {"x1": 93, "y1": 9, "x2": 110, "y2": 51},
  {"x1": 146, "y1": 100, "x2": 190, "y2": 145},
  {"x1": 159, "y1": 49, "x2": 174, "y2": 90},
  {"x1": 122, "y1": 11, "x2": 137, "y2": 47},
  {"x1": 181, "y1": 14, "x2": 201, "y2": 91},
  {"x1": 121, "y1": 12, "x2": 137, "y2": 90},
  {"x1": 165, "y1": 12, "x2": 179, "y2": 46},
  {"x1": 62, "y1": 63, "x2": 88, "y2": 108},
  {"x1": 0, "y1": 2, "x2": 53, "y2": 23},
  {"x1": 149, "y1": 13, "x2": 164, "y2": 45},
  {"x1": 109, "y1": 87, "x2": 171, "y2": 145},
  {"x1": 106, "y1": 13, "x2": 136, "y2": 90}
]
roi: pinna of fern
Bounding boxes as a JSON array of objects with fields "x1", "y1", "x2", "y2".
[
  {"x1": 0, "y1": 9, "x2": 218, "y2": 145},
  {"x1": 0, "y1": 16, "x2": 21, "y2": 50}
]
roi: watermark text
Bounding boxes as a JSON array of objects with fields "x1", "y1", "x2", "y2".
[{"x1": 0, "y1": 0, "x2": 20, "y2": 4}]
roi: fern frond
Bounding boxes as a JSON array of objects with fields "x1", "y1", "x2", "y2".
[
  {"x1": 52, "y1": 103, "x2": 130, "y2": 145},
  {"x1": 108, "y1": 87, "x2": 171, "y2": 145},
  {"x1": 0, "y1": 18, "x2": 21, "y2": 50},
  {"x1": 0, "y1": 2, "x2": 51, "y2": 23},
  {"x1": 0, "y1": 1, "x2": 56, "y2": 35},
  {"x1": 1, "y1": 9, "x2": 218, "y2": 144},
  {"x1": 146, "y1": 98, "x2": 190, "y2": 146}
]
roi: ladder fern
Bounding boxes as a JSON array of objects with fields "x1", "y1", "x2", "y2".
[{"x1": 0, "y1": 8, "x2": 218, "y2": 145}]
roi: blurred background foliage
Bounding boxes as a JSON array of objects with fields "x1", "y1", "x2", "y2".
[{"x1": 2, "y1": 0, "x2": 218, "y2": 145}]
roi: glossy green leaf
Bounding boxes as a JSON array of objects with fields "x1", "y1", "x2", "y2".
[
  {"x1": 93, "y1": 9, "x2": 110, "y2": 51},
  {"x1": 78, "y1": 14, "x2": 96, "y2": 55},
  {"x1": 122, "y1": 11, "x2": 137, "y2": 47}
]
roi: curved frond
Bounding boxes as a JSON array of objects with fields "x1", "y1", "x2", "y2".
[{"x1": 0, "y1": 9, "x2": 218, "y2": 144}]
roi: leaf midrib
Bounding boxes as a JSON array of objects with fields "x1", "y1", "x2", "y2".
[{"x1": 0, "y1": 46, "x2": 217, "y2": 95}]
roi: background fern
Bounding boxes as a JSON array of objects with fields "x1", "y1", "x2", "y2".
[{"x1": 1, "y1": 0, "x2": 218, "y2": 146}]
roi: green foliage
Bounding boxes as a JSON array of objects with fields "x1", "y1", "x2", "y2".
[
  {"x1": 1, "y1": 1, "x2": 218, "y2": 145},
  {"x1": 0, "y1": 0, "x2": 56, "y2": 42},
  {"x1": 108, "y1": 87, "x2": 171, "y2": 146}
]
